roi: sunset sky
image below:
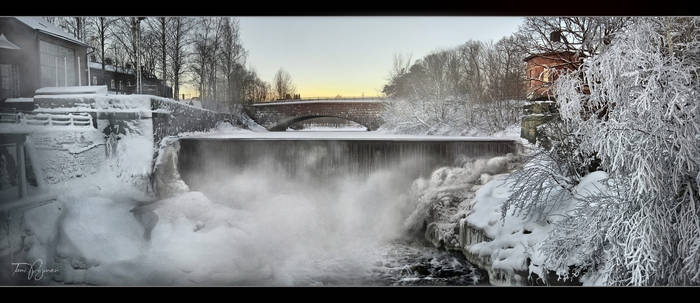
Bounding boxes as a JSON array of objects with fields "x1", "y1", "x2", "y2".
[{"x1": 182, "y1": 17, "x2": 524, "y2": 98}]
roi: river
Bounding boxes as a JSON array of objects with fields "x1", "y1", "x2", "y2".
[{"x1": 161, "y1": 129, "x2": 515, "y2": 286}]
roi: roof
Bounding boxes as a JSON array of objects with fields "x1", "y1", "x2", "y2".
[
  {"x1": 12, "y1": 17, "x2": 89, "y2": 47},
  {"x1": 88, "y1": 62, "x2": 136, "y2": 75},
  {"x1": 523, "y1": 51, "x2": 578, "y2": 62},
  {"x1": 0, "y1": 33, "x2": 21, "y2": 50}
]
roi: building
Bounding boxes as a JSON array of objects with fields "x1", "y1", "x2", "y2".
[
  {"x1": 523, "y1": 51, "x2": 580, "y2": 101},
  {"x1": 88, "y1": 60, "x2": 172, "y2": 98},
  {"x1": 0, "y1": 17, "x2": 89, "y2": 101},
  {"x1": 520, "y1": 50, "x2": 583, "y2": 145}
]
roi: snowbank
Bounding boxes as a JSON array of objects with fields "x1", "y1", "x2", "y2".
[
  {"x1": 35, "y1": 86, "x2": 108, "y2": 95},
  {"x1": 400, "y1": 145, "x2": 611, "y2": 285},
  {"x1": 402, "y1": 154, "x2": 520, "y2": 249},
  {"x1": 464, "y1": 170, "x2": 610, "y2": 283}
]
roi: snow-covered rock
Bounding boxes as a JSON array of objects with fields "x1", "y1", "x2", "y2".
[
  {"x1": 152, "y1": 137, "x2": 189, "y2": 199},
  {"x1": 56, "y1": 197, "x2": 146, "y2": 268},
  {"x1": 22, "y1": 201, "x2": 65, "y2": 263}
]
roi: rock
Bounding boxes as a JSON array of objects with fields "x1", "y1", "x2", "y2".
[
  {"x1": 484, "y1": 156, "x2": 510, "y2": 175},
  {"x1": 411, "y1": 264, "x2": 431, "y2": 276},
  {"x1": 480, "y1": 173, "x2": 492, "y2": 185},
  {"x1": 152, "y1": 138, "x2": 190, "y2": 199}
]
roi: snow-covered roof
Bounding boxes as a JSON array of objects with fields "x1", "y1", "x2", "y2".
[
  {"x1": 35, "y1": 85, "x2": 108, "y2": 95},
  {"x1": 4, "y1": 97, "x2": 34, "y2": 103},
  {"x1": 523, "y1": 50, "x2": 578, "y2": 62},
  {"x1": 0, "y1": 33, "x2": 21, "y2": 50},
  {"x1": 88, "y1": 62, "x2": 136, "y2": 75},
  {"x1": 13, "y1": 17, "x2": 88, "y2": 47}
]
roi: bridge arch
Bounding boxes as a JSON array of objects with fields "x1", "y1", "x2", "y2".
[
  {"x1": 271, "y1": 115, "x2": 370, "y2": 131},
  {"x1": 243, "y1": 100, "x2": 384, "y2": 131}
]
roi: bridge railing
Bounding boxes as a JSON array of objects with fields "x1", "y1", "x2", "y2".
[{"x1": 251, "y1": 96, "x2": 386, "y2": 104}]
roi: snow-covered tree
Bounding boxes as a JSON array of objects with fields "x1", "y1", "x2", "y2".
[
  {"x1": 380, "y1": 36, "x2": 525, "y2": 136},
  {"x1": 507, "y1": 17, "x2": 700, "y2": 285}
]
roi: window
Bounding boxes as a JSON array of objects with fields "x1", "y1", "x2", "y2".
[
  {"x1": 110, "y1": 79, "x2": 115, "y2": 89},
  {"x1": 92, "y1": 76, "x2": 97, "y2": 85},
  {"x1": 39, "y1": 40, "x2": 76, "y2": 87},
  {"x1": 0, "y1": 64, "x2": 20, "y2": 99},
  {"x1": 542, "y1": 67, "x2": 551, "y2": 83}
]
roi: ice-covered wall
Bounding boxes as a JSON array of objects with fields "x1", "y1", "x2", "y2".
[
  {"x1": 150, "y1": 97, "x2": 238, "y2": 145},
  {"x1": 15, "y1": 95, "x2": 245, "y2": 185}
]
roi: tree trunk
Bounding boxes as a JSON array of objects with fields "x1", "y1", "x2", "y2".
[
  {"x1": 100, "y1": 18, "x2": 106, "y2": 86},
  {"x1": 161, "y1": 17, "x2": 167, "y2": 96}
]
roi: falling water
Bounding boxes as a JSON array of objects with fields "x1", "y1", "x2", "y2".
[{"x1": 172, "y1": 135, "x2": 516, "y2": 285}]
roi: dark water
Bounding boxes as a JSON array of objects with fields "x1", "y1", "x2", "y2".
[
  {"x1": 364, "y1": 240, "x2": 489, "y2": 286},
  {"x1": 280, "y1": 239, "x2": 488, "y2": 287}
]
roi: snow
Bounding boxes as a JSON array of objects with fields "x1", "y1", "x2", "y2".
[
  {"x1": 4, "y1": 98, "x2": 34, "y2": 103},
  {"x1": 464, "y1": 169, "x2": 610, "y2": 278},
  {"x1": 58, "y1": 197, "x2": 147, "y2": 267},
  {"x1": 0, "y1": 124, "x2": 34, "y2": 134},
  {"x1": 35, "y1": 86, "x2": 108, "y2": 95},
  {"x1": 489, "y1": 124, "x2": 523, "y2": 140},
  {"x1": 87, "y1": 62, "x2": 135, "y2": 75}
]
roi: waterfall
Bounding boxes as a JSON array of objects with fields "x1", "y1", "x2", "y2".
[{"x1": 177, "y1": 138, "x2": 518, "y2": 191}]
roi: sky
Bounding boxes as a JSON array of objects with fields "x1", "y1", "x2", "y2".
[{"x1": 184, "y1": 17, "x2": 524, "y2": 98}]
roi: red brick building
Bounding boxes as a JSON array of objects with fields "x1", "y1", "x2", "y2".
[{"x1": 523, "y1": 51, "x2": 580, "y2": 100}]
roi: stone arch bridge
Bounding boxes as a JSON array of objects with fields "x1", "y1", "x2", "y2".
[{"x1": 243, "y1": 99, "x2": 385, "y2": 131}]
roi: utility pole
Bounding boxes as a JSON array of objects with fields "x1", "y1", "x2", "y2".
[{"x1": 135, "y1": 17, "x2": 145, "y2": 94}]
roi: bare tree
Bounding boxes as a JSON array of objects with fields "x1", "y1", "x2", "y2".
[
  {"x1": 87, "y1": 17, "x2": 117, "y2": 85},
  {"x1": 167, "y1": 17, "x2": 193, "y2": 100},
  {"x1": 208, "y1": 18, "x2": 224, "y2": 101},
  {"x1": 190, "y1": 17, "x2": 216, "y2": 101},
  {"x1": 109, "y1": 18, "x2": 142, "y2": 74},
  {"x1": 514, "y1": 17, "x2": 632, "y2": 60},
  {"x1": 146, "y1": 17, "x2": 170, "y2": 92},
  {"x1": 243, "y1": 69, "x2": 271, "y2": 103},
  {"x1": 273, "y1": 68, "x2": 295, "y2": 100},
  {"x1": 218, "y1": 17, "x2": 247, "y2": 107},
  {"x1": 45, "y1": 17, "x2": 89, "y2": 42},
  {"x1": 140, "y1": 27, "x2": 159, "y2": 78},
  {"x1": 457, "y1": 40, "x2": 486, "y2": 103}
]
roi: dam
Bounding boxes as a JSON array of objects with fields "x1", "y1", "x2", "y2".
[{"x1": 176, "y1": 132, "x2": 519, "y2": 191}]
